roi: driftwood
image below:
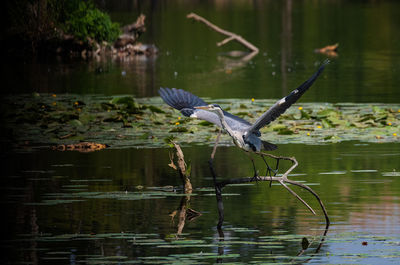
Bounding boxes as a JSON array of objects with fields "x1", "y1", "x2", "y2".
[
  {"x1": 187, "y1": 12, "x2": 259, "y2": 55},
  {"x1": 168, "y1": 141, "x2": 200, "y2": 235},
  {"x1": 207, "y1": 132, "x2": 330, "y2": 262},
  {"x1": 52, "y1": 142, "x2": 108, "y2": 152},
  {"x1": 121, "y1": 14, "x2": 146, "y2": 35},
  {"x1": 169, "y1": 141, "x2": 192, "y2": 193},
  {"x1": 209, "y1": 134, "x2": 330, "y2": 229},
  {"x1": 115, "y1": 14, "x2": 146, "y2": 48}
]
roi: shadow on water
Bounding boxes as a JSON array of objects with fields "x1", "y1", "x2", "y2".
[{"x1": 2, "y1": 141, "x2": 400, "y2": 263}]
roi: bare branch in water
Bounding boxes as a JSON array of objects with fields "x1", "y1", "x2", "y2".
[
  {"x1": 168, "y1": 141, "x2": 201, "y2": 235},
  {"x1": 170, "y1": 141, "x2": 192, "y2": 193},
  {"x1": 210, "y1": 148, "x2": 330, "y2": 228},
  {"x1": 187, "y1": 12, "x2": 259, "y2": 54}
]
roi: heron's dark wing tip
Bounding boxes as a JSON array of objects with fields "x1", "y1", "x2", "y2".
[
  {"x1": 245, "y1": 62, "x2": 328, "y2": 135},
  {"x1": 316, "y1": 59, "x2": 330, "y2": 74},
  {"x1": 158, "y1": 87, "x2": 207, "y2": 116},
  {"x1": 322, "y1": 58, "x2": 331, "y2": 66}
]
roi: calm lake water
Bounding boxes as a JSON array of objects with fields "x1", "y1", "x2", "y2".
[
  {"x1": 3, "y1": 142, "x2": 400, "y2": 264},
  {"x1": 4, "y1": 0, "x2": 400, "y2": 103},
  {"x1": 3, "y1": 0, "x2": 400, "y2": 264}
]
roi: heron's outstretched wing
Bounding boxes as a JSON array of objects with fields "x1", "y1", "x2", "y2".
[
  {"x1": 159, "y1": 87, "x2": 207, "y2": 110},
  {"x1": 245, "y1": 60, "x2": 328, "y2": 136},
  {"x1": 159, "y1": 87, "x2": 252, "y2": 130}
]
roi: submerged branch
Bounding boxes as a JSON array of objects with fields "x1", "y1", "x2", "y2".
[
  {"x1": 170, "y1": 141, "x2": 192, "y2": 193},
  {"x1": 211, "y1": 149, "x2": 330, "y2": 227},
  {"x1": 168, "y1": 142, "x2": 201, "y2": 235},
  {"x1": 279, "y1": 180, "x2": 316, "y2": 215},
  {"x1": 285, "y1": 179, "x2": 330, "y2": 227},
  {"x1": 187, "y1": 12, "x2": 259, "y2": 54}
]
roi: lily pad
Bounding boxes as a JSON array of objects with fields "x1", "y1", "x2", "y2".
[{"x1": 3, "y1": 94, "x2": 400, "y2": 150}]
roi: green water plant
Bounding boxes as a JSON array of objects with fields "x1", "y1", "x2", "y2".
[
  {"x1": 63, "y1": 0, "x2": 121, "y2": 42},
  {"x1": 2, "y1": 93, "x2": 400, "y2": 150}
]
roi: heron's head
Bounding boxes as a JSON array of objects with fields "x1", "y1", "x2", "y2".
[{"x1": 194, "y1": 104, "x2": 223, "y2": 113}]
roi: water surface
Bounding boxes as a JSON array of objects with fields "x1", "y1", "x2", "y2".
[
  {"x1": 3, "y1": 142, "x2": 400, "y2": 264},
  {"x1": 3, "y1": 1, "x2": 400, "y2": 264},
  {"x1": 3, "y1": 0, "x2": 400, "y2": 103}
]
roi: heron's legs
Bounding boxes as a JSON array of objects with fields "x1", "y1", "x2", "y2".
[
  {"x1": 246, "y1": 153, "x2": 259, "y2": 182},
  {"x1": 261, "y1": 155, "x2": 280, "y2": 187}
]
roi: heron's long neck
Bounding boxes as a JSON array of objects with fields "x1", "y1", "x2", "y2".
[{"x1": 216, "y1": 109, "x2": 235, "y2": 138}]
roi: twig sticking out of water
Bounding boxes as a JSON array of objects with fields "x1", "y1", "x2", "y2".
[
  {"x1": 169, "y1": 141, "x2": 192, "y2": 193},
  {"x1": 168, "y1": 141, "x2": 201, "y2": 235},
  {"x1": 187, "y1": 12, "x2": 259, "y2": 54}
]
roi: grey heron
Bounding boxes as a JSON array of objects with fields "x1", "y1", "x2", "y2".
[{"x1": 159, "y1": 61, "x2": 328, "y2": 178}]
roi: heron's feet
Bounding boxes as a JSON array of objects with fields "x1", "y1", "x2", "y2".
[
  {"x1": 262, "y1": 156, "x2": 280, "y2": 187},
  {"x1": 265, "y1": 166, "x2": 279, "y2": 177},
  {"x1": 250, "y1": 170, "x2": 260, "y2": 182}
]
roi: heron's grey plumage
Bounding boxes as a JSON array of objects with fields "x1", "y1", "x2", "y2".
[
  {"x1": 159, "y1": 60, "x2": 328, "y2": 152},
  {"x1": 159, "y1": 87, "x2": 254, "y2": 132}
]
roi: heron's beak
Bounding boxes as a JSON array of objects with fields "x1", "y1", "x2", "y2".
[{"x1": 194, "y1": 106, "x2": 209, "y2": 110}]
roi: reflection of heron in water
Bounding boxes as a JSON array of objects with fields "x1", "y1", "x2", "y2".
[{"x1": 159, "y1": 60, "x2": 328, "y2": 179}]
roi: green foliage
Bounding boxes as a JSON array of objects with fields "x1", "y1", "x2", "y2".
[
  {"x1": 110, "y1": 96, "x2": 142, "y2": 114},
  {"x1": 6, "y1": 0, "x2": 121, "y2": 54},
  {"x1": 63, "y1": 1, "x2": 121, "y2": 42}
]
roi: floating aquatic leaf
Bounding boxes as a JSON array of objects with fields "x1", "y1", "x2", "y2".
[
  {"x1": 259, "y1": 234, "x2": 307, "y2": 240},
  {"x1": 169, "y1": 126, "x2": 189, "y2": 133},
  {"x1": 196, "y1": 187, "x2": 215, "y2": 192},
  {"x1": 170, "y1": 239, "x2": 206, "y2": 245},
  {"x1": 382, "y1": 171, "x2": 400, "y2": 176},
  {"x1": 300, "y1": 110, "x2": 311, "y2": 119},
  {"x1": 258, "y1": 245, "x2": 286, "y2": 249},
  {"x1": 202, "y1": 193, "x2": 240, "y2": 196},
  {"x1": 131, "y1": 239, "x2": 167, "y2": 245},
  {"x1": 24, "y1": 199, "x2": 85, "y2": 205},
  {"x1": 70, "y1": 179, "x2": 112, "y2": 182},
  {"x1": 62, "y1": 184, "x2": 88, "y2": 188},
  {"x1": 316, "y1": 109, "x2": 336, "y2": 119},
  {"x1": 169, "y1": 252, "x2": 240, "y2": 259},
  {"x1": 4, "y1": 94, "x2": 400, "y2": 149},
  {"x1": 271, "y1": 124, "x2": 287, "y2": 131},
  {"x1": 88, "y1": 256, "x2": 128, "y2": 260},
  {"x1": 351, "y1": 169, "x2": 378, "y2": 173},
  {"x1": 145, "y1": 105, "x2": 165, "y2": 113},
  {"x1": 225, "y1": 227, "x2": 259, "y2": 233},
  {"x1": 198, "y1": 121, "x2": 213, "y2": 126},
  {"x1": 277, "y1": 128, "x2": 294, "y2": 135},
  {"x1": 46, "y1": 251, "x2": 72, "y2": 255},
  {"x1": 226, "y1": 183, "x2": 254, "y2": 187},
  {"x1": 319, "y1": 171, "x2": 347, "y2": 175},
  {"x1": 111, "y1": 96, "x2": 142, "y2": 114}
]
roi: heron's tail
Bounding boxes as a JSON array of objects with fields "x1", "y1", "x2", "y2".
[
  {"x1": 159, "y1": 87, "x2": 207, "y2": 116},
  {"x1": 262, "y1": 140, "x2": 278, "y2": 151}
]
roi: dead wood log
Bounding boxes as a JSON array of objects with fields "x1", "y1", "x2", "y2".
[
  {"x1": 187, "y1": 12, "x2": 259, "y2": 54},
  {"x1": 168, "y1": 141, "x2": 202, "y2": 235},
  {"x1": 52, "y1": 142, "x2": 108, "y2": 152},
  {"x1": 115, "y1": 14, "x2": 146, "y2": 48},
  {"x1": 169, "y1": 141, "x2": 192, "y2": 193},
  {"x1": 121, "y1": 14, "x2": 146, "y2": 34}
]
